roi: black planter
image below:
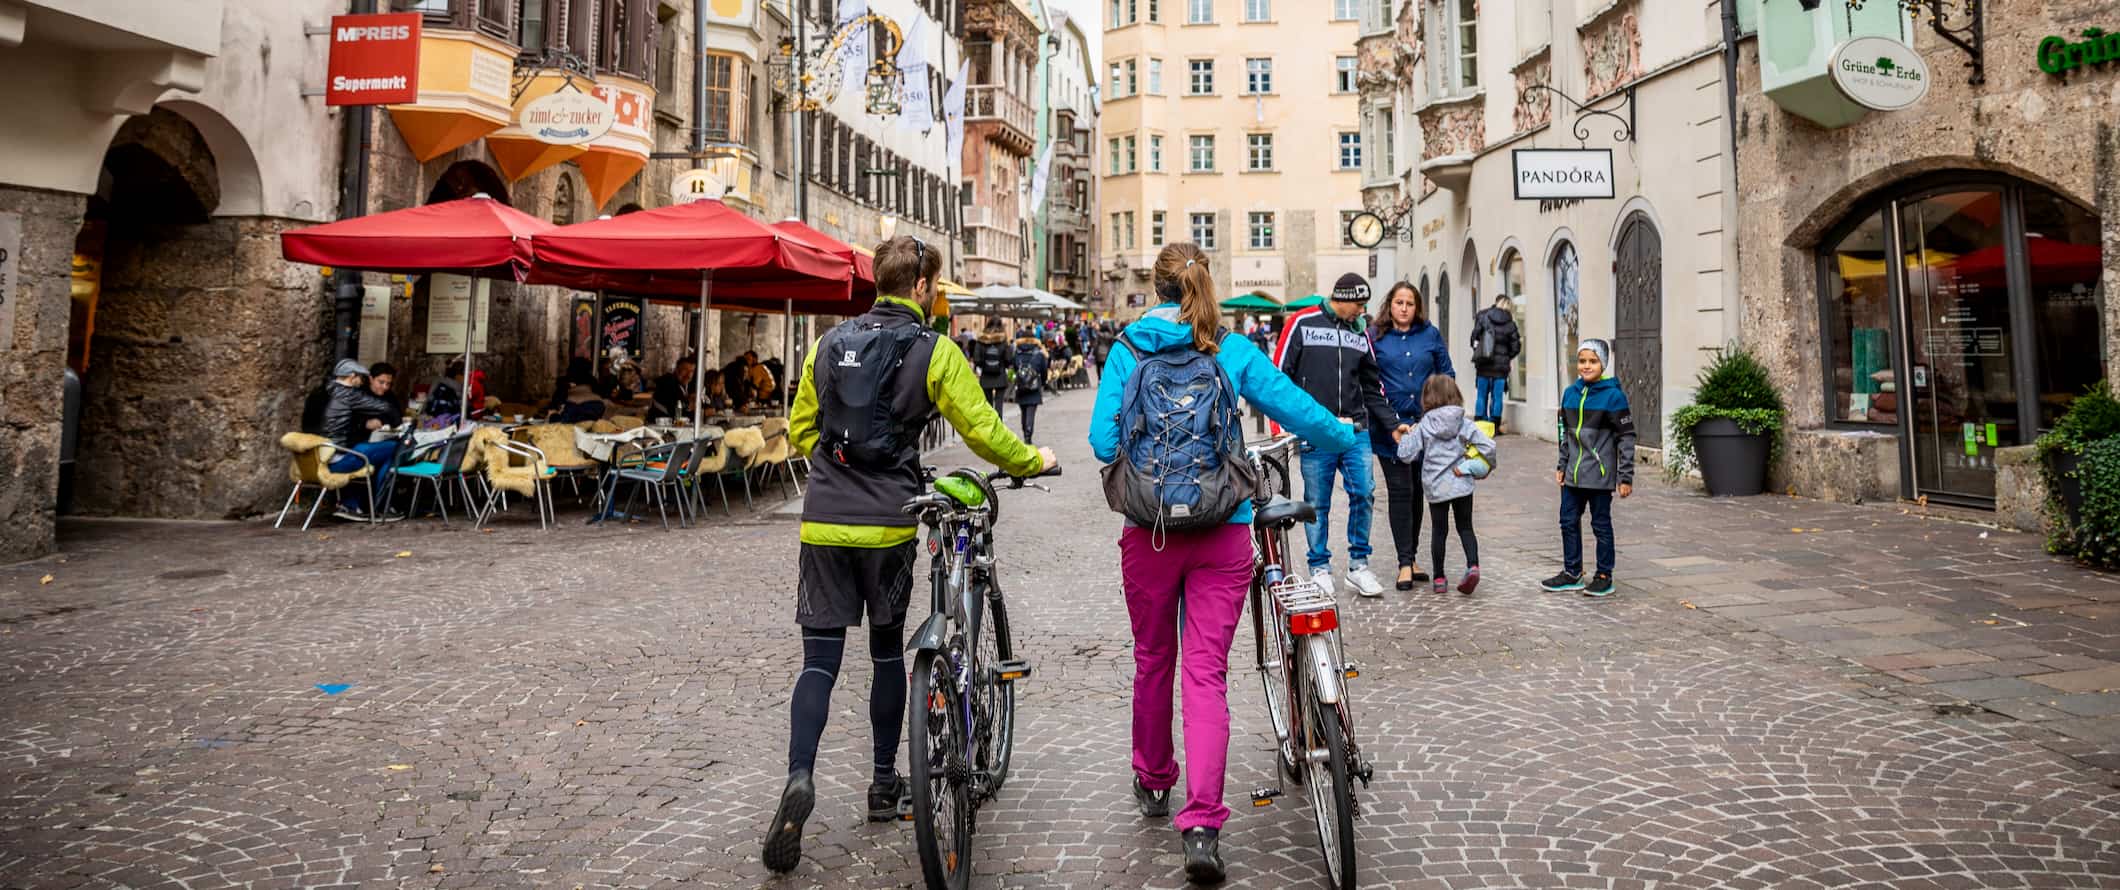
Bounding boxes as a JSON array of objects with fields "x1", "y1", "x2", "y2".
[
  {"x1": 1693, "y1": 417, "x2": 1770, "y2": 497},
  {"x1": 2050, "y1": 450, "x2": 2086, "y2": 527}
]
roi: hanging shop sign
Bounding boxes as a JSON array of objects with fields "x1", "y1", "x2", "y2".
[
  {"x1": 1511, "y1": 149, "x2": 1614, "y2": 200},
  {"x1": 2038, "y1": 29, "x2": 2120, "y2": 77},
  {"x1": 670, "y1": 168, "x2": 728, "y2": 204},
  {"x1": 1829, "y1": 36, "x2": 1931, "y2": 111},
  {"x1": 326, "y1": 12, "x2": 422, "y2": 106},
  {"x1": 519, "y1": 90, "x2": 615, "y2": 146},
  {"x1": 425, "y1": 274, "x2": 490, "y2": 354}
]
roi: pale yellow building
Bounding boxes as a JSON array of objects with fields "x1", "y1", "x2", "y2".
[{"x1": 1098, "y1": 0, "x2": 1368, "y2": 319}]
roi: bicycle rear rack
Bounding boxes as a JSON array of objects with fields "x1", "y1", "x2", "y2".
[{"x1": 1268, "y1": 578, "x2": 1336, "y2": 617}]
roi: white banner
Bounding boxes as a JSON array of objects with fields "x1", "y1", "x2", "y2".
[
  {"x1": 900, "y1": 62, "x2": 934, "y2": 133},
  {"x1": 1027, "y1": 139, "x2": 1056, "y2": 213},
  {"x1": 425, "y1": 274, "x2": 490, "y2": 354},
  {"x1": 943, "y1": 60, "x2": 969, "y2": 162},
  {"x1": 1511, "y1": 149, "x2": 1615, "y2": 200},
  {"x1": 837, "y1": 0, "x2": 870, "y2": 96},
  {"x1": 898, "y1": 13, "x2": 928, "y2": 73}
]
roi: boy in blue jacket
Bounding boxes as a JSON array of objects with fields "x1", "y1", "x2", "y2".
[{"x1": 1542, "y1": 338, "x2": 1635, "y2": 597}]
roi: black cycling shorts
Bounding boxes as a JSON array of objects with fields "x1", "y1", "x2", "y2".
[{"x1": 795, "y1": 541, "x2": 918, "y2": 629}]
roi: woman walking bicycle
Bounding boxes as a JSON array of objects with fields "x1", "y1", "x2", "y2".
[
  {"x1": 1368, "y1": 281, "x2": 1454, "y2": 592},
  {"x1": 1090, "y1": 242, "x2": 1356, "y2": 884}
]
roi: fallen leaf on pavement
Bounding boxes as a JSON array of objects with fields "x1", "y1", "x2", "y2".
[
  {"x1": 429, "y1": 864, "x2": 445, "y2": 873},
  {"x1": 1790, "y1": 527, "x2": 1804, "y2": 533},
  {"x1": 39, "y1": 574, "x2": 53, "y2": 585},
  {"x1": 575, "y1": 720, "x2": 587, "y2": 727},
  {"x1": 314, "y1": 534, "x2": 332, "y2": 542},
  {"x1": 1979, "y1": 619, "x2": 1999, "y2": 625},
  {"x1": 1808, "y1": 528, "x2": 1822, "y2": 532},
  {"x1": 386, "y1": 764, "x2": 413, "y2": 771},
  {"x1": 394, "y1": 551, "x2": 412, "y2": 558},
  {"x1": 482, "y1": 528, "x2": 496, "y2": 534}
]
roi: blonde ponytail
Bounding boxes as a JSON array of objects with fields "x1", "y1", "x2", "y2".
[{"x1": 1153, "y1": 242, "x2": 1220, "y2": 353}]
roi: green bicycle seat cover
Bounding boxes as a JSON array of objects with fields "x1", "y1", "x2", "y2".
[{"x1": 935, "y1": 475, "x2": 988, "y2": 508}]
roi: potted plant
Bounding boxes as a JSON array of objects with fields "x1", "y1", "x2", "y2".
[
  {"x1": 2035, "y1": 380, "x2": 2120, "y2": 554},
  {"x1": 1666, "y1": 345, "x2": 1785, "y2": 496}
]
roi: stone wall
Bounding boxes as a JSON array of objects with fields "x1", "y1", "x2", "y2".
[
  {"x1": 0, "y1": 186, "x2": 87, "y2": 563},
  {"x1": 70, "y1": 217, "x2": 330, "y2": 520}
]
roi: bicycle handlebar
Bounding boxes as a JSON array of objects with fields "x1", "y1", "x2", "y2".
[{"x1": 986, "y1": 464, "x2": 1063, "y2": 488}]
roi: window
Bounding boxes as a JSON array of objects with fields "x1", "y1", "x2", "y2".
[
  {"x1": 1109, "y1": 137, "x2": 1123, "y2": 174},
  {"x1": 1124, "y1": 134, "x2": 1138, "y2": 172},
  {"x1": 1111, "y1": 213, "x2": 1124, "y2": 251},
  {"x1": 1188, "y1": 134, "x2": 1215, "y2": 172},
  {"x1": 1551, "y1": 241, "x2": 1580, "y2": 398},
  {"x1": 701, "y1": 53, "x2": 749, "y2": 143},
  {"x1": 1335, "y1": 56, "x2": 1358, "y2": 93},
  {"x1": 1425, "y1": 0, "x2": 1479, "y2": 96},
  {"x1": 1502, "y1": 248, "x2": 1527, "y2": 398},
  {"x1": 1248, "y1": 211, "x2": 1274, "y2": 249},
  {"x1": 1456, "y1": 0, "x2": 1478, "y2": 87},
  {"x1": 1148, "y1": 134, "x2": 1164, "y2": 171},
  {"x1": 1151, "y1": 210, "x2": 1167, "y2": 245},
  {"x1": 1338, "y1": 131, "x2": 1362, "y2": 170},
  {"x1": 1244, "y1": 0, "x2": 1268, "y2": 20},
  {"x1": 1125, "y1": 59, "x2": 1139, "y2": 95},
  {"x1": 1245, "y1": 57, "x2": 1272, "y2": 94},
  {"x1": 1246, "y1": 133, "x2": 1273, "y2": 170},
  {"x1": 1190, "y1": 212, "x2": 1216, "y2": 249},
  {"x1": 1188, "y1": 0, "x2": 1212, "y2": 24},
  {"x1": 1333, "y1": 0, "x2": 1358, "y2": 19},
  {"x1": 1188, "y1": 59, "x2": 1215, "y2": 94},
  {"x1": 1148, "y1": 58, "x2": 1163, "y2": 93},
  {"x1": 1148, "y1": 0, "x2": 1160, "y2": 21},
  {"x1": 1111, "y1": 0, "x2": 1122, "y2": 23},
  {"x1": 1109, "y1": 62, "x2": 1124, "y2": 98},
  {"x1": 1124, "y1": 211, "x2": 1138, "y2": 249},
  {"x1": 1339, "y1": 211, "x2": 1361, "y2": 248}
]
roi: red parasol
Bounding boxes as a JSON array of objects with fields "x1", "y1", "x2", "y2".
[
  {"x1": 770, "y1": 219, "x2": 877, "y2": 301},
  {"x1": 1949, "y1": 237, "x2": 2103, "y2": 288},
  {"x1": 280, "y1": 195, "x2": 551, "y2": 278}
]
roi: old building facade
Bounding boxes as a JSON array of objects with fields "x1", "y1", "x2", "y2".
[
  {"x1": 1100, "y1": 0, "x2": 1367, "y2": 321},
  {"x1": 1035, "y1": 8, "x2": 1099, "y2": 306},
  {"x1": 958, "y1": 0, "x2": 1043, "y2": 289}
]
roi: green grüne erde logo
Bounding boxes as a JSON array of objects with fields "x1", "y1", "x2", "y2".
[{"x1": 2038, "y1": 29, "x2": 2119, "y2": 76}]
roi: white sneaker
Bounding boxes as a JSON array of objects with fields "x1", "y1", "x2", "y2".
[
  {"x1": 1346, "y1": 565, "x2": 1384, "y2": 598},
  {"x1": 1309, "y1": 567, "x2": 1336, "y2": 597}
]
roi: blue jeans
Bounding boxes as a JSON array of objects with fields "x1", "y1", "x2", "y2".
[
  {"x1": 1299, "y1": 443, "x2": 1373, "y2": 572},
  {"x1": 328, "y1": 440, "x2": 398, "y2": 512},
  {"x1": 1475, "y1": 376, "x2": 1507, "y2": 421},
  {"x1": 1559, "y1": 486, "x2": 1615, "y2": 576}
]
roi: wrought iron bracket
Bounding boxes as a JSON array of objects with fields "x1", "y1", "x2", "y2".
[
  {"x1": 1848, "y1": 0, "x2": 1985, "y2": 86},
  {"x1": 1517, "y1": 83, "x2": 1635, "y2": 145},
  {"x1": 510, "y1": 51, "x2": 596, "y2": 103}
]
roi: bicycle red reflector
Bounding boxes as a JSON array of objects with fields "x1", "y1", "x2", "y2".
[{"x1": 1289, "y1": 609, "x2": 1337, "y2": 636}]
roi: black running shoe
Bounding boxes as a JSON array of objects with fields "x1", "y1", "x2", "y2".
[
  {"x1": 1134, "y1": 776, "x2": 1171, "y2": 819},
  {"x1": 1584, "y1": 573, "x2": 1616, "y2": 598},
  {"x1": 1182, "y1": 827, "x2": 1226, "y2": 884},
  {"x1": 761, "y1": 769, "x2": 814, "y2": 873},
  {"x1": 867, "y1": 774, "x2": 909, "y2": 822},
  {"x1": 1540, "y1": 571, "x2": 1585, "y2": 592}
]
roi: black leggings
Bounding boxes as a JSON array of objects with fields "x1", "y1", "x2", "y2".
[
  {"x1": 1377, "y1": 456, "x2": 1424, "y2": 570},
  {"x1": 787, "y1": 622, "x2": 906, "y2": 782},
  {"x1": 1429, "y1": 496, "x2": 1479, "y2": 577},
  {"x1": 1018, "y1": 403, "x2": 1038, "y2": 443}
]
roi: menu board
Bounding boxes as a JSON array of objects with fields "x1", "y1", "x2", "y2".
[
  {"x1": 425, "y1": 274, "x2": 490, "y2": 354},
  {"x1": 601, "y1": 294, "x2": 643, "y2": 361}
]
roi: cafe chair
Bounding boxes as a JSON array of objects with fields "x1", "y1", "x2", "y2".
[
  {"x1": 688, "y1": 435, "x2": 752, "y2": 515},
  {"x1": 522, "y1": 422, "x2": 600, "y2": 500},
  {"x1": 748, "y1": 417, "x2": 799, "y2": 499},
  {"x1": 608, "y1": 438, "x2": 698, "y2": 530},
  {"x1": 275, "y1": 432, "x2": 375, "y2": 530},
  {"x1": 474, "y1": 437, "x2": 556, "y2": 531},
  {"x1": 393, "y1": 431, "x2": 480, "y2": 525}
]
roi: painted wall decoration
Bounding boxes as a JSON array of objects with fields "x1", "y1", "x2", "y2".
[
  {"x1": 1581, "y1": 0, "x2": 1643, "y2": 99},
  {"x1": 1514, "y1": 50, "x2": 1554, "y2": 134}
]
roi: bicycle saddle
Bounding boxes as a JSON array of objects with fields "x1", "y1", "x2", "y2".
[{"x1": 1254, "y1": 497, "x2": 1315, "y2": 528}]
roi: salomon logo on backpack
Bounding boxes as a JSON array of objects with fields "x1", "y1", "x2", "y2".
[
  {"x1": 1101, "y1": 331, "x2": 1259, "y2": 531},
  {"x1": 817, "y1": 319, "x2": 928, "y2": 469},
  {"x1": 976, "y1": 342, "x2": 1009, "y2": 377}
]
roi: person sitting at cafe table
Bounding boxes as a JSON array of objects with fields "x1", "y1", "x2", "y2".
[
  {"x1": 548, "y1": 357, "x2": 607, "y2": 423},
  {"x1": 747, "y1": 355, "x2": 778, "y2": 407},
  {"x1": 427, "y1": 360, "x2": 467, "y2": 420},
  {"x1": 320, "y1": 359, "x2": 402, "y2": 522},
  {"x1": 360, "y1": 362, "x2": 406, "y2": 429},
  {"x1": 651, "y1": 354, "x2": 700, "y2": 421},
  {"x1": 701, "y1": 372, "x2": 734, "y2": 414}
]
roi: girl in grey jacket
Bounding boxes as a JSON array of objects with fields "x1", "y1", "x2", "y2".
[{"x1": 1395, "y1": 376, "x2": 1498, "y2": 595}]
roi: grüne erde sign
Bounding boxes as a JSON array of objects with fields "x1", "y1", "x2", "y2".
[
  {"x1": 325, "y1": 12, "x2": 421, "y2": 106},
  {"x1": 1511, "y1": 149, "x2": 1615, "y2": 200}
]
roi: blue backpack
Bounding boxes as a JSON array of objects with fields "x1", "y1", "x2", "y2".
[{"x1": 1100, "y1": 329, "x2": 1259, "y2": 531}]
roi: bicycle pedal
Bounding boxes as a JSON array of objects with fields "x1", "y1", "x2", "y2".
[
  {"x1": 1250, "y1": 788, "x2": 1281, "y2": 807},
  {"x1": 989, "y1": 659, "x2": 1033, "y2": 684}
]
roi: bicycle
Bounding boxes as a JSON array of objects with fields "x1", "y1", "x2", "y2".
[
  {"x1": 900, "y1": 462, "x2": 1061, "y2": 890},
  {"x1": 1243, "y1": 435, "x2": 1373, "y2": 890}
]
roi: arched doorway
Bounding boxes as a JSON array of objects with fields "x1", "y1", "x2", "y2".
[
  {"x1": 1614, "y1": 213, "x2": 1663, "y2": 447},
  {"x1": 427, "y1": 160, "x2": 511, "y2": 205},
  {"x1": 1817, "y1": 173, "x2": 2103, "y2": 504},
  {"x1": 1435, "y1": 271, "x2": 1451, "y2": 346}
]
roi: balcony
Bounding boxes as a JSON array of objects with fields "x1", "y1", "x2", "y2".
[
  {"x1": 962, "y1": 207, "x2": 1023, "y2": 271},
  {"x1": 1046, "y1": 205, "x2": 1087, "y2": 233},
  {"x1": 966, "y1": 84, "x2": 1035, "y2": 155},
  {"x1": 394, "y1": 0, "x2": 513, "y2": 42}
]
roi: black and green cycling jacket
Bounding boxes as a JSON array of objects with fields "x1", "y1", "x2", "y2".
[
  {"x1": 790, "y1": 295, "x2": 1045, "y2": 548},
  {"x1": 1555, "y1": 374, "x2": 1637, "y2": 490}
]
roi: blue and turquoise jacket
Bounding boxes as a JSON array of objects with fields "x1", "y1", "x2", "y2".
[
  {"x1": 1556, "y1": 374, "x2": 1637, "y2": 490},
  {"x1": 1090, "y1": 303, "x2": 1359, "y2": 525},
  {"x1": 1368, "y1": 319, "x2": 1454, "y2": 458}
]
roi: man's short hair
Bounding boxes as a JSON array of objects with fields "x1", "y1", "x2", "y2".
[{"x1": 873, "y1": 235, "x2": 941, "y2": 297}]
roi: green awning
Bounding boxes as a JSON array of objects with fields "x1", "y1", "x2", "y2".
[
  {"x1": 1219, "y1": 293, "x2": 1283, "y2": 312},
  {"x1": 1283, "y1": 295, "x2": 1327, "y2": 311}
]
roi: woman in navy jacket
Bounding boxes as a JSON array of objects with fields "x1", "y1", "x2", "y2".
[{"x1": 1369, "y1": 282, "x2": 1455, "y2": 590}]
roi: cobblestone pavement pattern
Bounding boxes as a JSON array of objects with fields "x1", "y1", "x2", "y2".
[{"x1": 4, "y1": 393, "x2": 2120, "y2": 889}]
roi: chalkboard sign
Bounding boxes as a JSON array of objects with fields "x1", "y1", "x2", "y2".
[{"x1": 601, "y1": 295, "x2": 644, "y2": 361}]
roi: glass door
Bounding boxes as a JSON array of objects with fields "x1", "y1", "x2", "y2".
[{"x1": 1896, "y1": 189, "x2": 2017, "y2": 502}]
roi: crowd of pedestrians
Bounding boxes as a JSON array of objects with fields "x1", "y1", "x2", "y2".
[{"x1": 764, "y1": 236, "x2": 1637, "y2": 885}]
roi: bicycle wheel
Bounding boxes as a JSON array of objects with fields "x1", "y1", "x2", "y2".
[
  {"x1": 1302, "y1": 666, "x2": 1357, "y2": 890},
  {"x1": 1256, "y1": 605, "x2": 1300, "y2": 785},
  {"x1": 974, "y1": 591, "x2": 1016, "y2": 796},
  {"x1": 909, "y1": 649, "x2": 973, "y2": 890}
]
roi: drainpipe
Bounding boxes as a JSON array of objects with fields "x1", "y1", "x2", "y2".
[
  {"x1": 1719, "y1": 0, "x2": 1744, "y2": 347},
  {"x1": 332, "y1": 0, "x2": 378, "y2": 361},
  {"x1": 693, "y1": 0, "x2": 707, "y2": 154}
]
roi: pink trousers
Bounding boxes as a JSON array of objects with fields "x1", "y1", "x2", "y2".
[{"x1": 1119, "y1": 523, "x2": 1253, "y2": 832}]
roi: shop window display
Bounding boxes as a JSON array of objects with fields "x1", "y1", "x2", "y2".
[{"x1": 1824, "y1": 212, "x2": 1895, "y2": 424}]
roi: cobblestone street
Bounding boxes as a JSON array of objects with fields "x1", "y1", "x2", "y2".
[{"x1": 4, "y1": 393, "x2": 2120, "y2": 889}]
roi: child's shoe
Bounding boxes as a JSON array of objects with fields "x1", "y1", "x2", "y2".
[
  {"x1": 1583, "y1": 573, "x2": 1615, "y2": 597},
  {"x1": 1540, "y1": 571, "x2": 1585, "y2": 592},
  {"x1": 1457, "y1": 565, "x2": 1480, "y2": 595},
  {"x1": 1432, "y1": 577, "x2": 1448, "y2": 595}
]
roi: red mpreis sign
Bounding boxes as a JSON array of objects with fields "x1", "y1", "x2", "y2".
[{"x1": 326, "y1": 12, "x2": 422, "y2": 106}]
